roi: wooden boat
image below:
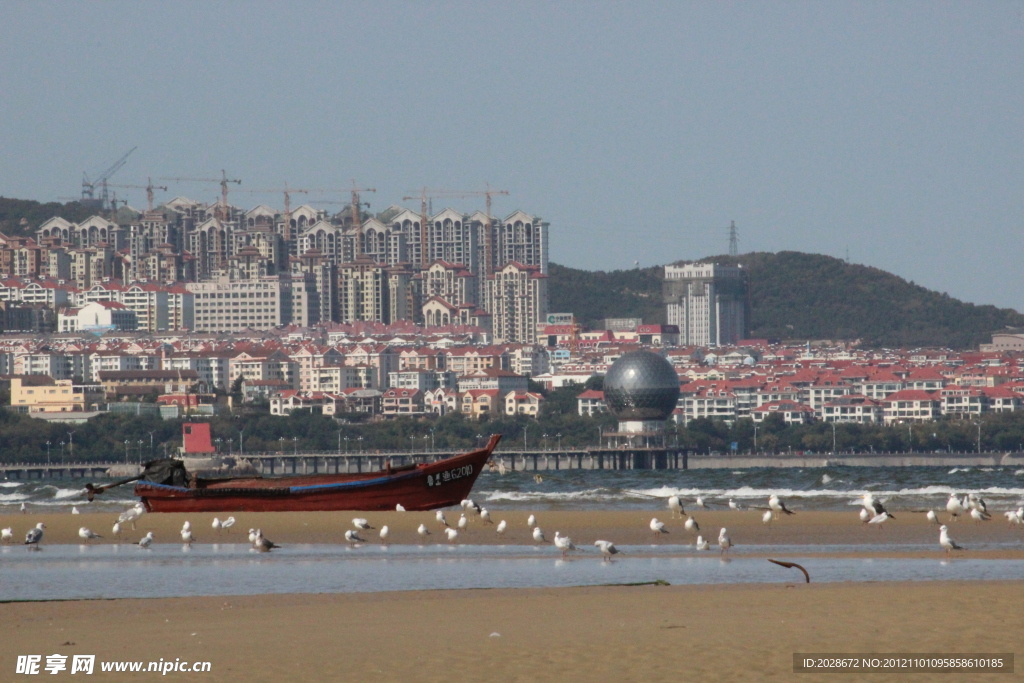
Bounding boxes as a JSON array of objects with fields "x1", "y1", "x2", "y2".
[{"x1": 88, "y1": 434, "x2": 501, "y2": 513}]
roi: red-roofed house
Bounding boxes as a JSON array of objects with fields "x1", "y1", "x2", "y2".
[
  {"x1": 504, "y1": 391, "x2": 544, "y2": 416},
  {"x1": 882, "y1": 390, "x2": 941, "y2": 423},
  {"x1": 752, "y1": 400, "x2": 815, "y2": 424},
  {"x1": 577, "y1": 389, "x2": 606, "y2": 416}
]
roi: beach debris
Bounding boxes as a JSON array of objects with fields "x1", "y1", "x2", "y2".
[
  {"x1": 445, "y1": 528, "x2": 459, "y2": 543},
  {"x1": 939, "y1": 525, "x2": 964, "y2": 557},
  {"x1": 594, "y1": 540, "x2": 621, "y2": 561},
  {"x1": 222, "y1": 516, "x2": 236, "y2": 531},
  {"x1": 527, "y1": 514, "x2": 537, "y2": 527},
  {"x1": 946, "y1": 493, "x2": 965, "y2": 521},
  {"x1": 695, "y1": 535, "x2": 709, "y2": 551},
  {"x1": 353, "y1": 518, "x2": 375, "y2": 531},
  {"x1": 379, "y1": 526, "x2": 389, "y2": 545},
  {"x1": 24, "y1": 522, "x2": 45, "y2": 548},
  {"x1": 138, "y1": 531, "x2": 154, "y2": 549},
  {"x1": 718, "y1": 528, "x2": 733, "y2": 555},
  {"x1": 181, "y1": 521, "x2": 194, "y2": 545},
  {"x1": 396, "y1": 503, "x2": 406, "y2": 512},
  {"x1": 71, "y1": 506, "x2": 80, "y2": 515},
  {"x1": 762, "y1": 510, "x2": 773, "y2": 526},
  {"x1": 436, "y1": 511, "x2": 449, "y2": 527},
  {"x1": 480, "y1": 508, "x2": 493, "y2": 524},
  {"x1": 668, "y1": 495, "x2": 684, "y2": 518},
  {"x1": 489, "y1": 632, "x2": 501, "y2": 638},
  {"x1": 768, "y1": 494, "x2": 795, "y2": 518},
  {"x1": 969, "y1": 508, "x2": 990, "y2": 524},
  {"x1": 1, "y1": 527, "x2": 12, "y2": 544},
  {"x1": 767, "y1": 559, "x2": 810, "y2": 583},
  {"x1": 532, "y1": 527, "x2": 547, "y2": 543},
  {"x1": 553, "y1": 531, "x2": 577, "y2": 558},
  {"x1": 868, "y1": 511, "x2": 894, "y2": 527},
  {"x1": 118, "y1": 503, "x2": 146, "y2": 530},
  {"x1": 534, "y1": 474, "x2": 543, "y2": 484},
  {"x1": 926, "y1": 510, "x2": 939, "y2": 524},
  {"x1": 650, "y1": 518, "x2": 669, "y2": 539},
  {"x1": 78, "y1": 527, "x2": 101, "y2": 544},
  {"x1": 496, "y1": 520, "x2": 507, "y2": 535},
  {"x1": 212, "y1": 517, "x2": 222, "y2": 533},
  {"x1": 345, "y1": 530, "x2": 365, "y2": 544},
  {"x1": 417, "y1": 523, "x2": 431, "y2": 538},
  {"x1": 685, "y1": 516, "x2": 700, "y2": 533},
  {"x1": 253, "y1": 529, "x2": 279, "y2": 552}
]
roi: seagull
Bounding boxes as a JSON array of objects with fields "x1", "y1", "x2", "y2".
[
  {"x1": 969, "y1": 508, "x2": 990, "y2": 524},
  {"x1": 946, "y1": 494, "x2": 965, "y2": 522},
  {"x1": 762, "y1": 509, "x2": 774, "y2": 526},
  {"x1": 118, "y1": 503, "x2": 145, "y2": 530},
  {"x1": 532, "y1": 527, "x2": 546, "y2": 543},
  {"x1": 1, "y1": 527, "x2": 13, "y2": 544},
  {"x1": 718, "y1": 528, "x2": 733, "y2": 555},
  {"x1": 78, "y1": 527, "x2": 101, "y2": 544},
  {"x1": 728, "y1": 499, "x2": 745, "y2": 511},
  {"x1": 668, "y1": 495, "x2": 684, "y2": 518},
  {"x1": 395, "y1": 503, "x2": 406, "y2": 512},
  {"x1": 24, "y1": 523, "x2": 44, "y2": 548},
  {"x1": 460, "y1": 499, "x2": 470, "y2": 509},
  {"x1": 353, "y1": 518, "x2": 374, "y2": 531},
  {"x1": 248, "y1": 528, "x2": 258, "y2": 544},
  {"x1": 379, "y1": 526, "x2": 389, "y2": 545},
  {"x1": 868, "y1": 511, "x2": 893, "y2": 527},
  {"x1": 768, "y1": 494, "x2": 794, "y2": 518},
  {"x1": 695, "y1": 535, "x2": 710, "y2": 551},
  {"x1": 222, "y1": 516, "x2": 236, "y2": 531},
  {"x1": 180, "y1": 522, "x2": 194, "y2": 545},
  {"x1": 696, "y1": 496, "x2": 708, "y2": 509},
  {"x1": 968, "y1": 494, "x2": 988, "y2": 516},
  {"x1": 594, "y1": 540, "x2": 621, "y2": 561},
  {"x1": 685, "y1": 516, "x2": 700, "y2": 533},
  {"x1": 480, "y1": 508, "x2": 493, "y2": 524},
  {"x1": 71, "y1": 506, "x2": 80, "y2": 515},
  {"x1": 345, "y1": 530, "x2": 365, "y2": 544},
  {"x1": 527, "y1": 514, "x2": 537, "y2": 527},
  {"x1": 458, "y1": 514, "x2": 468, "y2": 530},
  {"x1": 138, "y1": 531, "x2": 154, "y2": 549},
  {"x1": 1003, "y1": 511, "x2": 1020, "y2": 526},
  {"x1": 417, "y1": 523, "x2": 431, "y2": 538},
  {"x1": 496, "y1": 520, "x2": 507, "y2": 535},
  {"x1": 466, "y1": 500, "x2": 481, "y2": 516},
  {"x1": 253, "y1": 529, "x2": 279, "y2": 552},
  {"x1": 926, "y1": 510, "x2": 939, "y2": 525},
  {"x1": 212, "y1": 518, "x2": 222, "y2": 533},
  {"x1": 445, "y1": 528, "x2": 459, "y2": 543},
  {"x1": 859, "y1": 508, "x2": 871, "y2": 524},
  {"x1": 650, "y1": 518, "x2": 669, "y2": 538},
  {"x1": 553, "y1": 532, "x2": 577, "y2": 558},
  {"x1": 939, "y1": 524, "x2": 963, "y2": 557},
  {"x1": 436, "y1": 511, "x2": 449, "y2": 527},
  {"x1": 20, "y1": 502, "x2": 26, "y2": 514},
  {"x1": 112, "y1": 521, "x2": 122, "y2": 539}
]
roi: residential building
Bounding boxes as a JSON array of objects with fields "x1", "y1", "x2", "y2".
[
  {"x1": 8, "y1": 376, "x2": 103, "y2": 413},
  {"x1": 663, "y1": 262, "x2": 747, "y2": 346},
  {"x1": 487, "y1": 261, "x2": 548, "y2": 344}
]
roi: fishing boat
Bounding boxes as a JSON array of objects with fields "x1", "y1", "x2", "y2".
[{"x1": 87, "y1": 424, "x2": 500, "y2": 513}]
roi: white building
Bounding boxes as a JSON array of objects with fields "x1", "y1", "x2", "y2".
[
  {"x1": 187, "y1": 275, "x2": 292, "y2": 333},
  {"x1": 663, "y1": 263, "x2": 747, "y2": 346},
  {"x1": 487, "y1": 262, "x2": 548, "y2": 344},
  {"x1": 60, "y1": 301, "x2": 138, "y2": 333}
]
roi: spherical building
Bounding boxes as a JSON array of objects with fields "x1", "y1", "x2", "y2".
[{"x1": 603, "y1": 350, "x2": 681, "y2": 437}]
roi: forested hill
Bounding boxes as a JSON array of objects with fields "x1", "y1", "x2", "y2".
[
  {"x1": 0, "y1": 197, "x2": 100, "y2": 237},
  {"x1": 550, "y1": 252, "x2": 1024, "y2": 349}
]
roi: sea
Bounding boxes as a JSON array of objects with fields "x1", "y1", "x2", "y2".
[{"x1": 3, "y1": 465, "x2": 1024, "y2": 514}]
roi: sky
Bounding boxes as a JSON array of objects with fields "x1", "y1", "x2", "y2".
[{"x1": 1, "y1": 2, "x2": 1022, "y2": 309}]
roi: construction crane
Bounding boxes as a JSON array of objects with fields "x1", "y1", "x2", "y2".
[
  {"x1": 402, "y1": 185, "x2": 509, "y2": 273},
  {"x1": 160, "y1": 170, "x2": 241, "y2": 220},
  {"x1": 237, "y1": 183, "x2": 311, "y2": 241},
  {"x1": 107, "y1": 178, "x2": 168, "y2": 212},
  {"x1": 81, "y1": 147, "x2": 137, "y2": 210},
  {"x1": 347, "y1": 182, "x2": 376, "y2": 258}
]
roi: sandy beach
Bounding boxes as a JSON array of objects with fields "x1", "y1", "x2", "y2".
[
  {"x1": 1, "y1": 581, "x2": 1020, "y2": 682},
  {"x1": 4, "y1": 509, "x2": 1023, "y2": 558}
]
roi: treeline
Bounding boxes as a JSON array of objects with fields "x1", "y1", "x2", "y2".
[{"x1": 0, "y1": 197, "x2": 101, "y2": 238}]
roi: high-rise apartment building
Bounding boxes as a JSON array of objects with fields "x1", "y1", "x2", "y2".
[
  {"x1": 488, "y1": 262, "x2": 548, "y2": 344},
  {"x1": 663, "y1": 262, "x2": 747, "y2": 346}
]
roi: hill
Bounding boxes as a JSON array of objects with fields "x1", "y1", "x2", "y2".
[
  {"x1": 550, "y1": 252, "x2": 1024, "y2": 349},
  {"x1": 0, "y1": 197, "x2": 103, "y2": 238}
]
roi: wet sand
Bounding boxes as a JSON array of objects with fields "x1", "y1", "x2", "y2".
[
  {"x1": 1, "y1": 581, "x2": 1021, "y2": 682},
  {"x1": 3, "y1": 509, "x2": 1023, "y2": 558}
]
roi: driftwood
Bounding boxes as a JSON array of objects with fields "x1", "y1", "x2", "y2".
[{"x1": 767, "y1": 558, "x2": 810, "y2": 583}]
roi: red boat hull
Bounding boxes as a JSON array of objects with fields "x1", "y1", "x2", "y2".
[{"x1": 136, "y1": 435, "x2": 500, "y2": 513}]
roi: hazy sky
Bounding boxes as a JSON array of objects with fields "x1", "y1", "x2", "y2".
[{"x1": 1, "y1": 2, "x2": 1022, "y2": 308}]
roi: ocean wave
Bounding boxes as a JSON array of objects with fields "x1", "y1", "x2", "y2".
[
  {"x1": 949, "y1": 468, "x2": 971, "y2": 474},
  {"x1": 621, "y1": 485, "x2": 1024, "y2": 501},
  {"x1": 0, "y1": 493, "x2": 30, "y2": 502},
  {"x1": 52, "y1": 488, "x2": 86, "y2": 500},
  {"x1": 0, "y1": 482, "x2": 22, "y2": 488},
  {"x1": 482, "y1": 489, "x2": 625, "y2": 502},
  {"x1": 1016, "y1": 470, "x2": 1024, "y2": 476}
]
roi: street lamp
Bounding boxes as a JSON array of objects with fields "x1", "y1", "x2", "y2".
[
  {"x1": 556, "y1": 433, "x2": 562, "y2": 451},
  {"x1": 523, "y1": 423, "x2": 528, "y2": 451},
  {"x1": 279, "y1": 436, "x2": 285, "y2": 454},
  {"x1": 357, "y1": 436, "x2": 363, "y2": 453},
  {"x1": 410, "y1": 435, "x2": 415, "y2": 452},
  {"x1": 429, "y1": 428, "x2": 435, "y2": 452},
  {"x1": 67, "y1": 431, "x2": 75, "y2": 462},
  {"x1": 831, "y1": 422, "x2": 837, "y2": 454},
  {"x1": 124, "y1": 439, "x2": 130, "y2": 464},
  {"x1": 292, "y1": 436, "x2": 298, "y2": 455},
  {"x1": 214, "y1": 438, "x2": 222, "y2": 454},
  {"x1": 542, "y1": 433, "x2": 549, "y2": 451},
  {"x1": 344, "y1": 436, "x2": 349, "y2": 453},
  {"x1": 137, "y1": 439, "x2": 144, "y2": 464},
  {"x1": 148, "y1": 431, "x2": 155, "y2": 459},
  {"x1": 239, "y1": 430, "x2": 244, "y2": 457},
  {"x1": 60, "y1": 441, "x2": 65, "y2": 462},
  {"x1": 45, "y1": 440, "x2": 51, "y2": 466},
  {"x1": 337, "y1": 431, "x2": 342, "y2": 456},
  {"x1": 753, "y1": 424, "x2": 758, "y2": 453},
  {"x1": 476, "y1": 433, "x2": 482, "y2": 448}
]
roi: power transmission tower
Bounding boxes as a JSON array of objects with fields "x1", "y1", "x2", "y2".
[{"x1": 728, "y1": 221, "x2": 739, "y2": 256}]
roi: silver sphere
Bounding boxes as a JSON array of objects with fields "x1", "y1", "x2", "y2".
[{"x1": 602, "y1": 350, "x2": 681, "y2": 422}]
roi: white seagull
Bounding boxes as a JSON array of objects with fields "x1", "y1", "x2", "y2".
[
  {"x1": 868, "y1": 511, "x2": 893, "y2": 526},
  {"x1": 685, "y1": 516, "x2": 700, "y2": 533},
  {"x1": 417, "y1": 523, "x2": 431, "y2": 538},
  {"x1": 939, "y1": 524, "x2": 963, "y2": 557},
  {"x1": 212, "y1": 517, "x2": 222, "y2": 533},
  {"x1": 968, "y1": 493, "x2": 988, "y2": 516},
  {"x1": 138, "y1": 532, "x2": 154, "y2": 549},
  {"x1": 969, "y1": 508, "x2": 990, "y2": 524},
  {"x1": 445, "y1": 528, "x2": 459, "y2": 543},
  {"x1": 695, "y1": 535, "x2": 709, "y2": 551},
  {"x1": 1, "y1": 527, "x2": 13, "y2": 544},
  {"x1": 859, "y1": 508, "x2": 871, "y2": 524},
  {"x1": 926, "y1": 510, "x2": 939, "y2": 525},
  {"x1": 532, "y1": 527, "x2": 547, "y2": 544},
  {"x1": 696, "y1": 496, "x2": 708, "y2": 509},
  {"x1": 112, "y1": 521, "x2": 122, "y2": 539},
  {"x1": 395, "y1": 503, "x2": 406, "y2": 512},
  {"x1": 253, "y1": 529, "x2": 279, "y2": 552},
  {"x1": 946, "y1": 494, "x2": 965, "y2": 521},
  {"x1": 181, "y1": 522, "x2": 194, "y2": 545},
  {"x1": 118, "y1": 503, "x2": 145, "y2": 530},
  {"x1": 71, "y1": 506, "x2": 80, "y2": 515},
  {"x1": 436, "y1": 511, "x2": 449, "y2": 527},
  {"x1": 728, "y1": 499, "x2": 745, "y2": 511},
  {"x1": 527, "y1": 514, "x2": 537, "y2": 527},
  {"x1": 650, "y1": 518, "x2": 669, "y2": 538},
  {"x1": 768, "y1": 494, "x2": 794, "y2": 518},
  {"x1": 553, "y1": 531, "x2": 577, "y2": 558},
  {"x1": 24, "y1": 523, "x2": 45, "y2": 548},
  {"x1": 458, "y1": 514, "x2": 468, "y2": 530},
  {"x1": 379, "y1": 526, "x2": 390, "y2": 544},
  {"x1": 248, "y1": 528, "x2": 258, "y2": 544},
  {"x1": 718, "y1": 528, "x2": 733, "y2": 555},
  {"x1": 222, "y1": 516, "x2": 236, "y2": 531},
  {"x1": 762, "y1": 509, "x2": 774, "y2": 526},
  {"x1": 20, "y1": 502, "x2": 27, "y2": 514},
  {"x1": 353, "y1": 518, "x2": 374, "y2": 531},
  {"x1": 496, "y1": 520, "x2": 507, "y2": 535},
  {"x1": 78, "y1": 527, "x2": 101, "y2": 544},
  {"x1": 668, "y1": 495, "x2": 684, "y2": 518},
  {"x1": 1003, "y1": 510, "x2": 1020, "y2": 526},
  {"x1": 861, "y1": 492, "x2": 889, "y2": 518},
  {"x1": 345, "y1": 530, "x2": 365, "y2": 544},
  {"x1": 594, "y1": 540, "x2": 620, "y2": 561},
  {"x1": 480, "y1": 508, "x2": 493, "y2": 524}
]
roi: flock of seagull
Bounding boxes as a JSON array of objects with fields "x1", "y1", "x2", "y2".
[{"x1": 4, "y1": 489, "x2": 1022, "y2": 558}]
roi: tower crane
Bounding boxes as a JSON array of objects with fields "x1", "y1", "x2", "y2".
[
  {"x1": 402, "y1": 185, "x2": 508, "y2": 274},
  {"x1": 81, "y1": 146, "x2": 137, "y2": 210},
  {"x1": 307, "y1": 183, "x2": 376, "y2": 257},
  {"x1": 236, "y1": 183, "x2": 310, "y2": 241},
  {"x1": 107, "y1": 178, "x2": 168, "y2": 212},
  {"x1": 160, "y1": 170, "x2": 241, "y2": 220}
]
